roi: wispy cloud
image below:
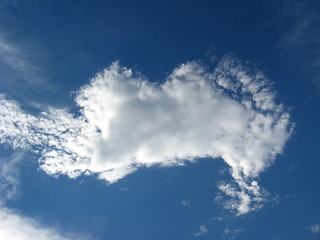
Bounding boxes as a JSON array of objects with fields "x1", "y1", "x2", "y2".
[
  {"x1": 0, "y1": 56, "x2": 292, "y2": 215},
  {"x1": 0, "y1": 152, "x2": 24, "y2": 204},
  {"x1": 0, "y1": 141, "x2": 90, "y2": 239},
  {"x1": 0, "y1": 208, "x2": 91, "y2": 240},
  {"x1": 195, "y1": 225, "x2": 208, "y2": 236},
  {"x1": 0, "y1": 152, "x2": 92, "y2": 240},
  {"x1": 181, "y1": 200, "x2": 191, "y2": 207},
  {"x1": 309, "y1": 224, "x2": 320, "y2": 234},
  {"x1": 0, "y1": 35, "x2": 47, "y2": 88},
  {"x1": 277, "y1": 0, "x2": 320, "y2": 85},
  {"x1": 223, "y1": 227, "x2": 243, "y2": 239}
]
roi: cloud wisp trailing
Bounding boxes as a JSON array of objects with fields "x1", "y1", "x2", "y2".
[
  {"x1": 0, "y1": 208, "x2": 90, "y2": 240},
  {"x1": 195, "y1": 225, "x2": 208, "y2": 236},
  {"x1": 0, "y1": 152, "x2": 24, "y2": 204},
  {"x1": 278, "y1": 0, "x2": 320, "y2": 85},
  {"x1": 0, "y1": 56, "x2": 292, "y2": 215},
  {"x1": 309, "y1": 224, "x2": 320, "y2": 234},
  {"x1": 0, "y1": 35, "x2": 46, "y2": 88},
  {"x1": 0, "y1": 153, "x2": 91, "y2": 240}
]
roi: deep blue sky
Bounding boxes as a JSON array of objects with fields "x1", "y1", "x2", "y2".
[{"x1": 0, "y1": 0, "x2": 320, "y2": 240}]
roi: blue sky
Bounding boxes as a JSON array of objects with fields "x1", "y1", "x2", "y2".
[{"x1": 0, "y1": 0, "x2": 319, "y2": 239}]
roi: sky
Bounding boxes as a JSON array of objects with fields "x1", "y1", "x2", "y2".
[{"x1": 0, "y1": 0, "x2": 319, "y2": 239}]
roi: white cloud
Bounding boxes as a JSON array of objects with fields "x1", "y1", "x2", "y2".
[
  {"x1": 0, "y1": 56, "x2": 293, "y2": 215},
  {"x1": 0, "y1": 208, "x2": 89, "y2": 240},
  {"x1": 310, "y1": 224, "x2": 320, "y2": 234},
  {"x1": 195, "y1": 225, "x2": 208, "y2": 236},
  {"x1": 181, "y1": 200, "x2": 191, "y2": 207}
]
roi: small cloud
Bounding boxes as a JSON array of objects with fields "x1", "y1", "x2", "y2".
[
  {"x1": 205, "y1": 45, "x2": 219, "y2": 63},
  {"x1": 309, "y1": 224, "x2": 320, "y2": 234},
  {"x1": 181, "y1": 200, "x2": 191, "y2": 207},
  {"x1": 217, "y1": 181, "x2": 268, "y2": 216},
  {"x1": 211, "y1": 216, "x2": 223, "y2": 221},
  {"x1": 223, "y1": 227, "x2": 244, "y2": 239},
  {"x1": 195, "y1": 225, "x2": 208, "y2": 236},
  {"x1": 218, "y1": 167, "x2": 229, "y2": 175}
]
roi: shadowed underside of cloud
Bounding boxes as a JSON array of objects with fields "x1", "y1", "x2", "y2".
[{"x1": 0, "y1": 56, "x2": 292, "y2": 215}]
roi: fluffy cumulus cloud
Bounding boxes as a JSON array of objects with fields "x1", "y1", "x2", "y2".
[{"x1": 0, "y1": 56, "x2": 292, "y2": 215}]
